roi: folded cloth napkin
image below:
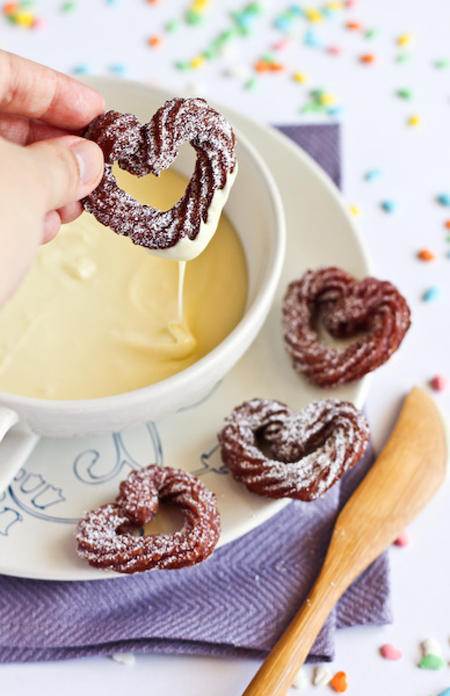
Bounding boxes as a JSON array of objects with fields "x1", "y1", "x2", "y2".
[{"x1": 0, "y1": 124, "x2": 392, "y2": 664}]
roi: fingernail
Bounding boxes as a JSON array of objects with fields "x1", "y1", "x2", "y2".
[{"x1": 70, "y1": 139, "x2": 103, "y2": 186}]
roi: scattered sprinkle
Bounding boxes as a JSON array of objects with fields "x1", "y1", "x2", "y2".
[
  {"x1": 346, "y1": 20, "x2": 361, "y2": 30},
  {"x1": 380, "y1": 643, "x2": 403, "y2": 660},
  {"x1": 61, "y1": 1, "x2": 77, "y2": 12},
  {"x1": 349, "y1": 204, "x2": 361, "y2": 216},
  {"x1": 313, "y1": 665, "x2": 333, "y2": 686},
  {"x1": 422, "y1": 637, "x2": 442, "y2": 657},
  {"x1": 434, "y1": 59, "x2": 450, "y2": 69},
  {"x1": 365, "y1": 168, "x2": 383, "y2": 181},
  {"x1": 417, "y1": 248, "x2": 435, "y2": 261},
  {"x1": 444, "y1": 220, "x2": 450, "y2": 229},
  {"x1": 330, "y1": 671, "x2": 348, "y2": 692},
  {"x1": 397, "y1": 33, "x2": 413, "y2": 46},
  {"x1": 396, "y1": 53, "x2": 412, "y2": 63},
  {"x1": 365, "y1": 27, "x2": 379, "y2": 39},
  {"x1": 437, "y1": 193, "x2": 450, "y2": 206},
  {"x1": 381, "y1": 200, "x2": 397, "y2": 213},
  {"x1": 304, "y1": 29, "x2": 321, "y2": 48},
  {"x1": 111, "y1": 652, "x2": 136, "y2": 666},
  {"x1": 397, "y1": 88, "x2": 413, "y2": 99},
  {"x1": 419, "y1": 653, "x2": 445, "y2": 671},
  {"x1": 148, "y1": 34, "x2": 162, "y2": 48},
  {"x1": 423, "y1": 286, "x2": 441, "y2": 302},
  {"x1": 394, "y1": 529, "x2": 410, "y2": 547},
  {"x1": 430, "y1": 375, "x2": 448, "y2": 392},
  {"x1": 292, "y1": 71, "x2": 308, "y2": 83},
  {"x1": 292, "y1": 666, "x2": 307, "y2": 689},
  {"x1": 437, "y1": 689, "x2": 450, "y2": 696},
  {"x1": 407, "y1": 114, "x2": 421, "y2": 127},
  {"x1": 360, "y1": 53, "x2": 375, "y2": 64}
]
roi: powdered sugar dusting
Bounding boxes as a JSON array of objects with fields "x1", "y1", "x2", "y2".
[
  {"x1": 82, "y1": 98, "x2": 237, "y2": 261},
  {"x1": 282, "y1": 266, "x2": 411, "y2": 387},
  {"x1": 218, "y1": 398, "x2": 370, "y2": 501},
  {"x1": 76, "y1": 465, "x2": 220, "y2": 574}
]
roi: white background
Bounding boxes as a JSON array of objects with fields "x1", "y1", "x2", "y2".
[{"x1": 1, "y1": 0, "x2": 450, "y2": 694}]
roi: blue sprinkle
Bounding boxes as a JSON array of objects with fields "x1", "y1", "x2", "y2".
[
  {"x1": 274, "y1": 16, "x2": 292, "y2": 32},
  {"x1": 73, "y1": 64, "x2": 91, "y2": 74},
  {"x1": 381, "y1": 200, "x2": 397, "y2": 213},
  {"x1": 327, "y1": 105, "x2": 344, "y2": 117},
  {"x1": 109, "y1": 63, "x2": 127, "y2": 75},
  {"x1": 304, "y1": 29, "x2": 321, "y2": 48},
  {"x1": 365, "y1": 168, "x2": 383, "y2": 181},
  {"x1": 288, "y1": 5, "x2": 304, "y2": 17},
  {"x1": 423, "y1": 286, "x2": 441, "y2": 302},
  {"x1": 437, "y1": 192, "x2": 450, "y2": 206},
  {"x1": 438, "y1": 689, "x2": 450, "y2": 696}
]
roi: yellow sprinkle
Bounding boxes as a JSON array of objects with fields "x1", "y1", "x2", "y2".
[
  {"x1": 305, "y1": 8, "x2": 323, "y2": 22},
  {"x1": 292, "y1": 71, "x2": 307, "y2": 83},
  {"x1": 397, "y1": 33, "x2": 413, "y2": 46},
  {"x1": 408, "y1": 114, "x2": 422, "y2": 127},
  {"x1": 191, "y1": 55, "x2": 206, "y2": 69},
  {"x1": 15, "y1": 11, "x2": 35, "y2": 27},
  {"x1": 192, "y1": 0, "x2": 209, "y2": 10},
  {"x1": 318, "y1": 93, "x2": 336, "y2": 105},
  {"x1": 325, "y1": 1, "x2": 345, "y2": 8},
  {"x1": 349, "y1": 204, "x2": 361, "y2": 216}
]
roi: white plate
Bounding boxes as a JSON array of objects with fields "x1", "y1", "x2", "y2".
[{"x1": 0, "y1": 80, "x2": 372, "y2": 580}]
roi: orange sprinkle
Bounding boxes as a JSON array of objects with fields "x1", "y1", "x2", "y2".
[
  {"x1": 148, "y1": 35, "x2": 162, "y2": 48},
  {"x1": 360, "y1": 53, "x2": 375, "y2": 64},
  {"x1": 444, "y1": 220, "x2": 450, "y2": 229},
  {"x1": 2, "y1": 2, "x2": 18, "y2": 15},
  {"x1": 346, "y1": 21, "x2": 361, "y2": 30},
  {"x1": 254, "y1": 59, "x2": 285, "y2": 73},
  {"x1": 330, "y1": 671, "x2": 348, "y2": 692},
  {"x1": 418, "y1": 248, "x2": 436, "y2": 261}
]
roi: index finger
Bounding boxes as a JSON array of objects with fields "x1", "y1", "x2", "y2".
[{"x1": 0, "y1": 50, "x2": 105, "y2": 131}]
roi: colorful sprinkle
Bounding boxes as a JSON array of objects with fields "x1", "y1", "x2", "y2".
[
  {"x1": 397, "y1": 88, "x2": 413, "y2": 99},
  {"x1": 437, "y1": 193, "x2": 450, "y2": 206},
  {"x1": 437, "y1": 688, "x2": 450, "y2": 696},
  {"x1": 423, "y1": 286, "x2": 441, "y2": 302},
  {"x1": 407, "y1": 115, "x2": 421, "y2": 127},
  {"x1": 365, "y1": 27, "x2": 379, "y2": 39},
  {"x1": 349, "y1": 204, "x2": 361, "y2": 216},
  {"x1": 330, "y1": 671, "x2": 348, "y2": 692},
  {"x1": 346, "y1": 21, "x2": 361, "y2": 30},
  {"x1": 419, "y1": 653, "x2": 445, "y2": 670},
  {"x1": 148, "y1": 34, "x2": 162, "y2": 48},
  {"x1": 394, "y1": 529, "x2": 410, "y2": 547},
  {"x1": 434, "y1": 59, "x2": 450, "y2": 69},
  {"x1": 430, "y1": 375, "x2": 447, "y2": 392},
  {"x1": 380, "y1": 643, "x2": 403, "y2": 660},
  {"x1": 313, "y1": 665, "x2": 333, "y2": 686},
  {"x1": 381, "y1": 200, "x2": 397, "y2": 213},
  {"x1": 292, "y1": 71, "x2": 308, "y2": 83},
  {"x1": 417, "y1": 248, "x2": 435, "y2": 261},
  {"x1": 365, "y1": 168, "x2": 383, "y2": 181},
  {"x1": 304, "y1": 29, "x2": 321, "y2": 48},
  {"x1": 397, "y1": 33, "x2": 413, "y2": 47},
  {"x1": 422, "y1": 637, "x2": 443, "y2": 656},
  {"x1": 360, "y1": 53, "x2": 375, "y2": 64}
]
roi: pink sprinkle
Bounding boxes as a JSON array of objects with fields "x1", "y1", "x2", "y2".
[
  {"x1": 380, "y1": 643, "x2": 403, "y2": 660},
  {"x1": 327, "y1": 45, "x2": 342, "y2": 56},
  {"x1": 430, "y1": 375, "x2": 447, "y2": 392},
  {"x1": 394, "y1": 530, "x2": 410, "y2": 547}
]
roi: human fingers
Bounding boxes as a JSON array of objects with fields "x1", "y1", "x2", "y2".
[
  {"x1": 0, "y1": 50, "x2": 105, "y2": 130},
  {"x1": 26, "y1": 134, "x2": 104, "y2": 213},
  {"x1": 0, "y1": 111, "x2": 68, "y2": 145}
]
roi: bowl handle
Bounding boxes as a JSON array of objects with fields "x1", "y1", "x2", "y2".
[{"x1": 0, "y1": 407, "x2": 40, "y2": 494}]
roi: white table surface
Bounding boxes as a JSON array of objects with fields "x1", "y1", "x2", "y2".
[{"x1": 1, "y1": 1, "x2": 450, "y2": 694}]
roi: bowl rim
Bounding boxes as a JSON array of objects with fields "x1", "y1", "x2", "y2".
[{"x1": 0, "y1": 78, "x2": 286, "y2": 416}]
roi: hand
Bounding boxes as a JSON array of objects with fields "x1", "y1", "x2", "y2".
[{"x1": 0, "y1": 50, "x2": 105, "y2": 305}]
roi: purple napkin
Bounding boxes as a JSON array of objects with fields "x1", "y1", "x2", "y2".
[{"x1": 0, "y1": 124, "x2": 392, "y2": 664}]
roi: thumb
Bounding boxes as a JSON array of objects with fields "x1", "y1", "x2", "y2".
[{"x1": 26, "y1": 135, "x2": 104, "y2": 213}]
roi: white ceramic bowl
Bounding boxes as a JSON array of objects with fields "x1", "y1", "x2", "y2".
[{"x1": 0, "y1": 78, "x2": 285, "y2": 450}]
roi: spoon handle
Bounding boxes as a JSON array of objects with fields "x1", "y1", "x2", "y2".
[{"x1": 242, "y1": 387, "x2": 447, "y2": 696}]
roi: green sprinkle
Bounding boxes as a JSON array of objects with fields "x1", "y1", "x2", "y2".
[
  {"x1": 174, "y1": 60, "x2": 191, "y2": 71},
  {"x1": 419, "y1": 654, "x2": 446, "y2": 670},
  {"x1": 244, "y1": 76, "x2": 259, "y2": 90},
  {"x1": 165, "y1": 19, "x2": 180, "y2": 33},
  {"x1": 396, "y1": 53, "x2": 412, "y2": 63},
  {"x1": 397, "y1": 88, "x2": 413, "y2": 99},
  {"x1": 61, "y1": 1, "x2": 77, "y2": 12},
  {"x1": 434, "y1": 58, "x2": 450, "y2": 69},
  {"x1": 365, "y1": 28, "x2": 379, "y2": 39},
  {"x1": 186, "y1": 9, "x2": 203, "y2": 25}
]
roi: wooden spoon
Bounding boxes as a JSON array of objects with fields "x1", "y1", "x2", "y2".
[{"x1": 242, "y1": 386, "x2": 447, "y2": 696}]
